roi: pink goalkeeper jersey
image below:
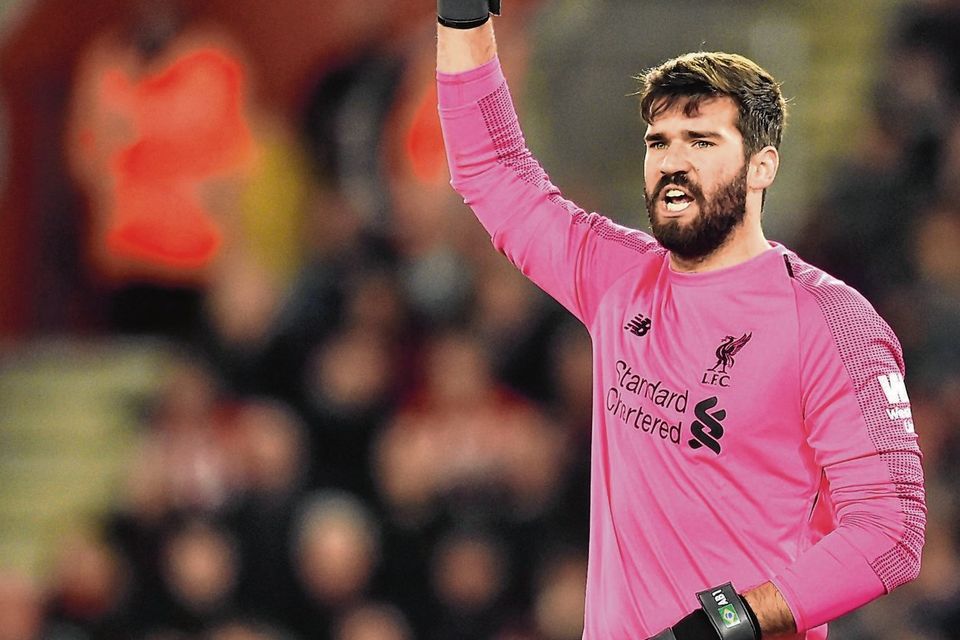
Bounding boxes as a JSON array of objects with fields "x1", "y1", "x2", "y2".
[{"x1": 438, "y1": 57, "x2": 925, "y2": 639}]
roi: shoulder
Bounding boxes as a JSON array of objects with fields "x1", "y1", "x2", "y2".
[{"x1": 784, "y1": 250, "x2": 903, "y2": 367}]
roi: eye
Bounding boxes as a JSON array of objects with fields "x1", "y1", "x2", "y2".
[
  {"x1": 693, "y1": 140, "x2": 714, "y2": 149},
  {"x1": 647, "y1": 141, "x2": 667, "y2": 150}
]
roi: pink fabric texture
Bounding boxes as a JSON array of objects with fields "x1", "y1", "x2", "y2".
[{"x1": 438, "y1": 56, "x2": 925, "y2": 639}]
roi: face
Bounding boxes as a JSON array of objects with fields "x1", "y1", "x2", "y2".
[{"x1": 643, "y1": 96, "x2": 750, "y2": 261}]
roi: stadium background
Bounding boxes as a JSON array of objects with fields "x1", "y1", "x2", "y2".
[{"x1": 0, "y1": 0, "x2": 958, "y2": 638}]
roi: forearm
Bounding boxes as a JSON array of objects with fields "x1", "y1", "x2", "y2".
[
  {"x1": 437, "y1": 21, "x2": 497, "y2": 73},
  {"x1": 742, "y1": 582, "x2": 797, "y2": 637}
]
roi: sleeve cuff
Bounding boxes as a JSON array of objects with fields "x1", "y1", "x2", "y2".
[{"x1": 437, "y1": 56, "x2": 505, "y2": 108}]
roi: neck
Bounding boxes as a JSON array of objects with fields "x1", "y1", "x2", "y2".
[{"x1": 669, "y1": 218, "x2": 770, "y2": 273}]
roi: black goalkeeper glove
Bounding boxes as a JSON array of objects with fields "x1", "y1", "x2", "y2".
[
  {"x1": 648, "y1": 583, "x2": 761, "y2": 640},
  {"x1": 437, "y1": 0, "x2": 501, "y2": 29}
]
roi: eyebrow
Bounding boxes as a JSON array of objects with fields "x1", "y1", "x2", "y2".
[
  {"x1": 644, "y1": 130, "x2": 723, "y2": 143},
  {"x1": 685, "y1": 130, "x2": 722, "y2": 140}
]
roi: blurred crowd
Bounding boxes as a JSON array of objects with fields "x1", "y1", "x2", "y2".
[
  {"x1": 23, "y1": 327, "x2": 592, "y2": 640},
  {"x1": 1, "y1": 0, "x2": 960, "y2": 639}
]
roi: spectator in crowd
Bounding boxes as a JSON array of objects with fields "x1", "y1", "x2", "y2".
[
  {"x1": 287, "y1": 491, "x2": 384, "y2": 640},
  {"x1": 428, "y1": 529, "x2": 511, "y2": 640},
  {"x1": 332, "y1": 603, "x2": 413, "y2": 640},
  {"x1": 151, "y1": 518, "x2": 241, "y2": 635},
  {"x1": 43, "y1": 530, "x2": 131, "y2": 639},
  {"x1": 229, "y1": 400, "x2": 310, "y2": 629}
]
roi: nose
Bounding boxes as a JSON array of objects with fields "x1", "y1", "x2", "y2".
[{"x1": 658, "y1": 144, "x2": 691, "y2": 175}]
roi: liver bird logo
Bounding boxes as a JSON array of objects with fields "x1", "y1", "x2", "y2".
[{"x1": 709, "y1": 333, "x2": 752, "y2": 374}]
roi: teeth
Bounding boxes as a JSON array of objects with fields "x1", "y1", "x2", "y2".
[
  {"x1": 666, "y1": 189, "x2": 685, "y2": 197},
  {"x1": 666, "y1": 200, "x2": 691, "y2": 213}
]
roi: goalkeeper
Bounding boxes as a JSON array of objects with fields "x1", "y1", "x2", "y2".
[{"x1": 435, "y1": 2, "x2": 926, "y2": 639}]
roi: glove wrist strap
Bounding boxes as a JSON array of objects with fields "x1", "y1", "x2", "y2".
[
  {"x1": 695, "y1": 582, "x2": 761, "y2": 640},
  {"x1": 437, "y1": 0, "x2": 500, "y2": 29},
  {"x1": 437, "y1": 14, "x2": 491, "y2": 29}
]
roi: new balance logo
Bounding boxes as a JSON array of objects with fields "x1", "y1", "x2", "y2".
[
  {"x1": 624, "y1": 313, "x2": 652, "y2": 337},
  {"x1": 877, "y1": 372, "x2": 909, "y2": 404}
]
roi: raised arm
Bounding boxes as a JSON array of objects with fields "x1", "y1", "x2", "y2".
[{"x1": 436, "y1": 4, "x2": 666, "y2": 328}]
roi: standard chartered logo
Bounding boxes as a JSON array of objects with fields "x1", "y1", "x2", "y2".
[
  {"x1": 607, "y1": 360, "x2": 740, "y2": 454},
  {"x1": 687, "y1": 396, "x2": 727, "y2": 455}
]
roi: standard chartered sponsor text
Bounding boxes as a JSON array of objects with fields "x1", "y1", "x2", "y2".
[{"x1": 606, "y1": 360, "x2": 689, "y2": 444}]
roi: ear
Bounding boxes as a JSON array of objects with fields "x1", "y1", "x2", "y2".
[{"x1": 747, "y1": 146, "x2": 779, "y2": 192}]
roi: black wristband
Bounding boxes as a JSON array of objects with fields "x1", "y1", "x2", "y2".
[
  {"x1": 650, "y1": 583, "x2": 761, "y2": 640},
  {"x1": 741, "y1": 596, "x2": 761, "y2": 633},
  {"x1": 437, "y1": 0, "x2": 499, "y2": 29},
  {"x1": 695, "y1": 583, "x2": 760, "y2": 640}
]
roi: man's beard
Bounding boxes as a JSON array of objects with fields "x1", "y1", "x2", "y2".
[{"x1": 644, "y1": 165, "x2": 748, "y2": 262}]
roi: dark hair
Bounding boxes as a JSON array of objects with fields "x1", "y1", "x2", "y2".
[{"x1": 637, "y1": 52, "x2": 787, "y2": 157}]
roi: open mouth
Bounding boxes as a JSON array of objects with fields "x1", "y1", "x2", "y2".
[{"x1": 662, "y1": 188, "x2": 695, "y2": 213}]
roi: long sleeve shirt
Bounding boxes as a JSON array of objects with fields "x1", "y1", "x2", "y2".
[{"x1": 437, "y1": 56, "x2": 925, "y2": 639}]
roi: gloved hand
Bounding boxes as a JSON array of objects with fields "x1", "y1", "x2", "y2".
[
  {"x1": 437, "y1": 0, "x2": 501, "y2": 29},
  {"x1": 647, "y1": 583, "x2": 761, "y2": 640}
]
